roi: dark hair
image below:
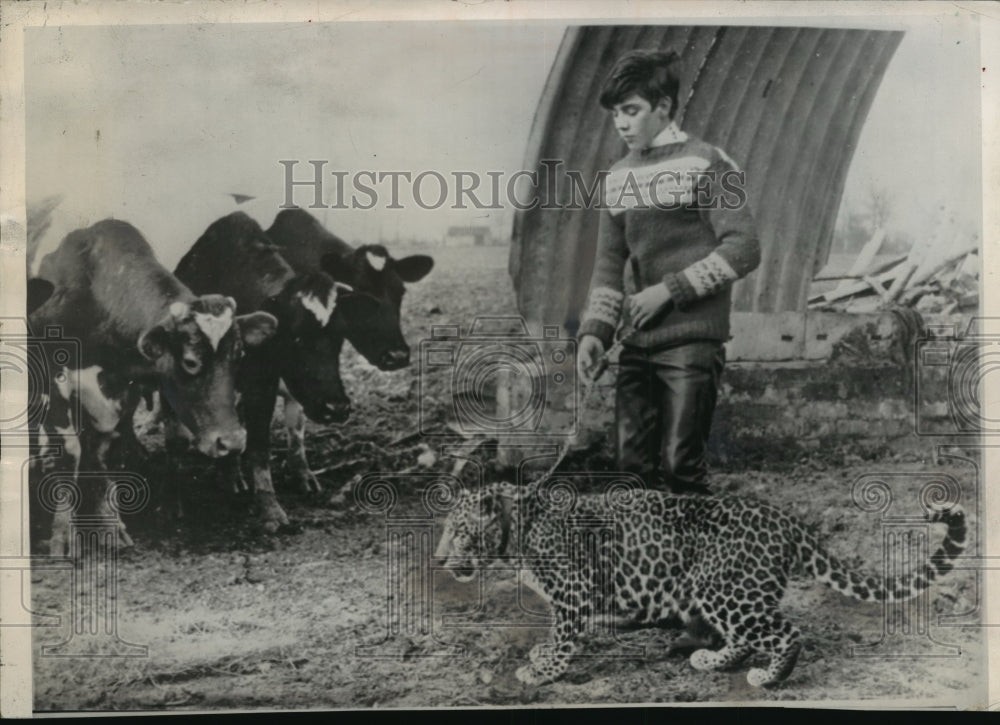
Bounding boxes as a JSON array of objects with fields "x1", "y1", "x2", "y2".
[{"x1": 599, "y1": 49, "x2": 680, "y2": 117}]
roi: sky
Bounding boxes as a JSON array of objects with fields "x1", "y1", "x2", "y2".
[
  {"x1": 25, "y1": 21, "x2": 563, "y2": 268},
  {"x1": 835, "y1": 14, "x2": 982, "y2": 247},
  {"x1": 24, "y1": 15, "x2": 983, "y2": 271}
]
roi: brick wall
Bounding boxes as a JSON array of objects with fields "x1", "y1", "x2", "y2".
[{"x1": 500, "y1": 310, "x2": 981, "y2": 468}]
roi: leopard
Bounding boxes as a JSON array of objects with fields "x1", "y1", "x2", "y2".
[{"x1": 434, "y1": 481, "x2": 966, "y2": 687}]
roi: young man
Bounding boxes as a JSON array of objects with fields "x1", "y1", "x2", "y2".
[{"x1": 577, "y1": 49, "x2": 760, "y2": 495}]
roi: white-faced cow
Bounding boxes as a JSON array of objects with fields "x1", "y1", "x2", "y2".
[
  {"x1": 30, "y1": 219, "x2": 277, "y2": 553},
  {"x1": 264, "y1": 208, "x2": 433, "y2": 490},
  {"x1": 172, "y1": 211, "x2": 382, "y2": 529}
]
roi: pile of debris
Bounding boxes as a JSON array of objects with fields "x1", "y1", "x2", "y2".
[{"x1": 809, "y1": 228, "x2": 979, "y2": 315}]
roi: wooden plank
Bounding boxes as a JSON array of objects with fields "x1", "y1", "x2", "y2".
[
  {"x1": 809, "y1": 263, "x2": 903, "y2": 305},
  {"x1": 828, "y1": 228, "x2": 886, "y2": 296},
  {"x1": 910, "y1": 244, "x2": 977, "y2": 288},
  {"x1": 885, "y1": 260, "x2": 917, "y2": 302}
]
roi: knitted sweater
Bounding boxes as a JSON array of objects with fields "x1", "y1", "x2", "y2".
[{"x1": 578, "y1": 127, "x2": 760, "y2": 349}]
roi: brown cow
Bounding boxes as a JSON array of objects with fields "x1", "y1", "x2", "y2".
[{"x1": 31, "y1": 219, "x2": 277, "y2": 553}]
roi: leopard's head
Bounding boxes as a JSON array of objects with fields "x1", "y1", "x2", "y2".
[{"x1": 435, "y1": 483, "x2": 516, "y2": 582}]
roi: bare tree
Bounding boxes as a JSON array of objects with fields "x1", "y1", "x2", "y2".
[{"x1": 866, "y1": 181, "x2": 893, "y2": 231}]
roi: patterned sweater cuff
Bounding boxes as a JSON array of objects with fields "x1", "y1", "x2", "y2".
[
  {"x1": 679, "y1": 251, "x2": 740, "y2": 301},
  {"x1": 578, "y1": 319, "x2": 615, "y2": 348},
  {"x1": 663, "y1": 272, "x2": 698, "y2": 310},
  {"x1": 579, "y1": 286, "x2": 623, "y2": 347}
]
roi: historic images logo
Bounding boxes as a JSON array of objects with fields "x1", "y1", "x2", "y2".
[{"x1": 278, "y1": 159, "x2": 747, "y2": 212}]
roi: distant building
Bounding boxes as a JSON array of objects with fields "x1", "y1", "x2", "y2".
[{"x1": 443, "y1": 225, "x2": 491, "y2": 247}]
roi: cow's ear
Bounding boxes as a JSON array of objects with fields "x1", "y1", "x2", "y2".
[
  {"x1": 320, "y1": 252, "x2": 354, "y2": 284},
  {"x1": 138, "y1": 324, "x2": 172, "y2": 361},
  {"x1": 237, "y1": 311, "x2": 278, "y2": 347},
  {"x1": 336, "y1": 292, "x2": 380, "y2": 320},
  {"x1": 394, "y1": 255, "x2": 434, "y2": 283},
  {"x1": 27, "y1": 278, "x2": 54, "y2": 314}
]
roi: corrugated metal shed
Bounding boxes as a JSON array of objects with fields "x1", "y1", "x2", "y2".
[{"x1": 510, "y1": 25, "x2": 903, "y2": 330}]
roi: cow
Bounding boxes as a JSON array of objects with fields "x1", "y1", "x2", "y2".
[
  {"x1": 264, "y1": 209, "x2": 433, "y2": 494},
  {"x1": 30, "y1": 219, "x2": 277, "y2": 553},
  {"x1": 171, "y1": 209, "x2": 433, "y2": 531},
  {"x1": 27, "y1": 278, "x2": 55, "y2": 315},
  {"x1": 265, "y1": 208, "x2": 434, "y2": 369},
  {"x1": 172, "y1": 211, "x2": 381, "y2": 529}
]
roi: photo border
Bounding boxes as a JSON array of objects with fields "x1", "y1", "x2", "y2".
[{"x1": 1, "y1": 0, "x2": 997, "y2": 715}]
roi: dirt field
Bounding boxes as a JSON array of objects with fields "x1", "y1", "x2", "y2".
[{"x1": 29, "y1": 244, "x2": 986, "y2": 710}]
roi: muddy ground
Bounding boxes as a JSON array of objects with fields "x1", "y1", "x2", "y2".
[{"x1": 29, "y1": 245, "x2": 986, "y2": 710}]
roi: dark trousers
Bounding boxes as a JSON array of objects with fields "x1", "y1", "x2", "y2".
[{"x1": 615, "y1": 341, "x2": 725, "y2": 494}]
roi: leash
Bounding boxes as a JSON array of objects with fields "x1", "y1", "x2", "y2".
[
  {"x1": 496, "y1": 325, "x2": 637, "y2": 558},
  {"x1": 527, "y1": 326, "x2": 636, "y2": 486}
]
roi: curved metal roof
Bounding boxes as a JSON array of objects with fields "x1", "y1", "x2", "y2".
[{"x1": 510, "y1": 25, "x2": 903, "y2": 329}]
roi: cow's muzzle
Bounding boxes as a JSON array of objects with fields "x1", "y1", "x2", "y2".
[
  {"x1": 197, "y1": 427, "x2": 247, "y2": 458},
  {"x1": 320, "y1": 400, "x2": 352, "y2": 424}
]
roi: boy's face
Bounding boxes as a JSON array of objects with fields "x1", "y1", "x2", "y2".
[{"x1": 610, "y1": 93, "x2": 672, "y2": 151}]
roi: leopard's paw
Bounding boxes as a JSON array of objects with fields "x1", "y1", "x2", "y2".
[
  {"x1": 528, "y1": 644, "x2": 549, "y2": 665},
  {"x1": 689, "y1": 648, "x2": 718, "y2": 671},
  {"x1": 515, "y1": 664, "x2": 543, "y2": 685}
]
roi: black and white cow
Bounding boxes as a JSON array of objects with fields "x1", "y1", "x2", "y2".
[
  {"x1": 30, "y1": 219, "x2": 277, "y2": 553},
  {"x1": 266, "y1": 211, "x2": 434, "y2": 475},
  {"x1": 265, "y1": 208, "x2": 434, "y2": 370},
  {"x1": 173, "y1": 210, "x2": 433, "y2": 530},
  {"x1": 173, "y1": 212, "x2": 381, "y2": 529},
  {"x1": 264, "y1": 208, "x2": 433, "y2": 487}
]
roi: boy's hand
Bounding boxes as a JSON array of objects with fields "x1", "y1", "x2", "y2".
[
  {"x1": 629, "y1": 282, "x2": 672, "y2": 330},
  {"x1": 577, "y1": 334, "x2": 604, "y2": 384}
]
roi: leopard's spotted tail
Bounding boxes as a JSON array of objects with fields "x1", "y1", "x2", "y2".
[{"x1": 798, "y1": 505, "x2": 966, "y2": 603}]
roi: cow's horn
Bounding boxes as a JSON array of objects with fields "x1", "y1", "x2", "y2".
[
  {"x1": 334, "y1": 282, "x2": 354, "y2": 293},
  {"x1": 225, "y1": 296, "x2": 237, "y2": 311}
]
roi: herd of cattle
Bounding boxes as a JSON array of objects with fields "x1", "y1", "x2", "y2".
[{"x1": 26, "y1": 208, "x2": 434, "y2": 554}]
